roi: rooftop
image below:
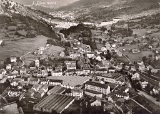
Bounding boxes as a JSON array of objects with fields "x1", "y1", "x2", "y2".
[
  {"x1": 47, "y1": 76, "x2": 90, "y2": 87},
  {"x1": 34, "y1": 94, "x2": 75, "y2": 113}
]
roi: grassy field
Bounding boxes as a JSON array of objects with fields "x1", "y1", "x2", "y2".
[
  {"x1": 133, "y1": 29, "x2": 159, "y2": 36},
  {"x1": 24, "y1": 45, "x2": 64, "y2": 65},
  {"x1": 0, "y1": 35, "x2": 48, "y2": 61}
]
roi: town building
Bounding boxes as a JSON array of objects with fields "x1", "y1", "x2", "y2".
[{"x1": 85, "y1": 81, "x2": 111, "y2": 98}]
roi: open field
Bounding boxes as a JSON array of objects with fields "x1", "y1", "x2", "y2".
[
  {"x1": 0, "y1": 35, "x2": 48, "y2": 61},
  {"x1": 24, "y1": 45, "x2": 64, "y2": 65},
  {"x1": 133, "y1": 29, "x2": 159, "y2": 36}
]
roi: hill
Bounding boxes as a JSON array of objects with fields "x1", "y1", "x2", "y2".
[
  {"x1": 12, "y1": 0, "x2": 79, "y2": 13},
  {"x1": 55, "y1": 0, "x2": 160, "y2": 22},
  {"x1": 0, "y1": 0, "x2": 63, "y2": 61}
]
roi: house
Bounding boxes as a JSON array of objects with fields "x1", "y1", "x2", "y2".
[
  {"x1": 91, "y1": 99, "x2": 101, "y2": 106},
  {"x1": 0, "y1": 73, "x2": 3, "y2": 79},
  {"x1": 97, "y1": 73, "x2": 124, "y2": 85},
  {"x1": 35, "y1": 85, "x2": 48, "y2": 98},
  {"x1": 114, "y1": 91, "x2": 129, "y2": 100},
  {"x1": 30, "y1": 67, "x2": 37, "y2": 71},
  {"x1": 10, "y1": 56, "x2": 17, "y2": 63},
  {"x1": 12, "y1": 70, "x2": 19, "y2": 75},
  {"x1": 108, "y1": 67, "x2": 116, "y2": 73},
  {"x1": 0, "y1": 69, "x2": 7, "y2": 75},
  {"x1": 48, "y1": 79, "x2": 63, "y2": 86},
  {"x1": 35, "y1": 59, "x2": 40, "y2": 67},
  {"x1": 6, "y1": 64, "x2": 12, "y2": 70},
  {"x1": 65, "y1": 69, "x2": 77, "y2": 76},
  {"x1": 71, "y1": 88, "x2": 83, "y2": 99},
  {"x1": 69, "y1": 53, "x2": 80, "y2": 59},
  {"x1": 131, "y1": 72, "x2": 140, "y2": 80},
  {"x1": 20, "y1": 67, "x2": 26, "y2": 75},
  {"x1": 59, "y1": 51, "x2": 65, "y2": 57},
  {"x1": 31, "y1": 84, "x2": 43, "y2": 92},
  {"x1": 55, "y1": 65, "x2": 63, "y2": 72},
  {"x1": 40, "y1": 79, "x2": 49, "y2": 85},
  {"x1": 86, "y1": 52, "x2": 95, "y2": 58},
  {"x1": 29, "y1": 78, "x2": 40, "y2": 85},
  {"x1": 52, "y1": 71, "x2": 62, "y2": 76},
  {"x1": 85, "y1": 81, "x2": 111, "y2": 98},
  {"x1": 64, "y1": 61, "x2": 76, "y2": 70},
  {"x1": 41, "y1": 70, "x2": 48, "y2": 77},
  {"x1": 10, "y1": 80, "x2": 19, "y2": 87},
  {"x1": 7, "y1": 74, "x2": 16, "y2": 79}
]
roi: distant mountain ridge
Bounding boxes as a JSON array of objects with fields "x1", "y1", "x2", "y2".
[
  {"x1": 55, "y1": 0, "x2": 160, "y2": 21},
  {"x1": 11, "y1": 0, "x2": 79, "y2": 12}
]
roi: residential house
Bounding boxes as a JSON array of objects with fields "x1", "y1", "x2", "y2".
[
  {"x1": 6, "y1": 64, "x2": 12, "y2": 70},
  {"x1": 48, "y1": 79, "x2": 63, "y2": 86},
  {"x1": 59, "y1": 51, "x2": 65, "y2": 57},
  {"x1": 10, "y1": 56, "x2": 17, "y2": 63},
  {"x1": 20, "y1": 67, "x2": 26, "y2": 75},
  {"x1": 31, "y1": 84, "x2": 43, "y2": 92},
  {"x1": 91, "y1": 99, "x2": 101, "y2": 106},
  {"x1": 29, "y1": 78, "x2": 40, "y2": 85},
  {"x1": 0, "y1": 69, "x2": 7, "y2": 75},
  {"x1": 64, "y1": 61, "x2": 76, "y2": 70},
  {"x1": 35, "y1": 85, "x2": 48, "y2": 98},
  {"x1": 10, "y1": 80, "x2": 19, "y2": 87},
  {"x1": 35, "y1": 59, "x2": 40, "y2": 68},
  {"x1": 108, "y1": 67, "x2": 116, "y2": 73},
  {"x1": 85, "y1": 81, "x2": 111, "y2": 98},
  {"x1": 7, "y1": 74, "x2": 16, "y2": 79},
  {"x1": 41, "y1": 70, "x2": 48, "y2": 77},
  {"x1": 114, "y1": 91, "x2": 129, "y2": 100},
  {"x1": 52, "y1": 71, "x2": 63, "y2": 76},
  {"x1": 86, "y1": 52, "x2": 95, "y2": 58},
  {"x1": 71, "y1": 88, "x2": 83, "y2": 99},
  {"x1": 97, "y1": 73, "x2": 124, "y2": 85},
  {"x1": 55, "y1": 65, "x2": 63, "y2": 72},
  {"x1": 69, "y1": 53, "x2": 80, "y2": 59},
  {"x1": 40, "y1": 79, "x2": 49, "y2": 85},
  {"x1": 65, "y1": 69, "x2": 77, "y2": 76},
  {"x1": 12, "y1": 69, "x2": 19, "y2": 75},
  {"x1": 30, "y1": 67, "x2": 37, "y2": 72}
]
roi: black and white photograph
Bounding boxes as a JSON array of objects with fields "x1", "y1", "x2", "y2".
[{"x1": 0, "y1": 0, "x2": 160, "y2": 114}]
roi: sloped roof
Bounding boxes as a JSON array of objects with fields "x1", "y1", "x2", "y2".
[
  {"x1": 47, "y1": 86, "x2": 66, "y2": 95},
  {"x1": 85, "y1": 81, "x2": 109, "y2": 89},
  {"x1": 34, "y1": 94, "x2": 74, "y2": 113}
]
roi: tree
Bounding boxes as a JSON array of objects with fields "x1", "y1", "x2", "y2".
[
  {"x1": 142, "y1": 56, "x2": 147, "y2": 63},
  {"x1": 5, "y1": 57, "x2": 11, "y2": 64},
  {"x1": 99, "y1": 38, "x2": 102, "y2": 43}
]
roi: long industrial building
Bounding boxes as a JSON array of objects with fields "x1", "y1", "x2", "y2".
[{"x1": 33, "y1": 94, "x2": 75, "y2": 113}]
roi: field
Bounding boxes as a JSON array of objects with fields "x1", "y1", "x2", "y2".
[
  {"x1": 133, "y1": 29, "x2": 159, "y2": 36},
  {"x1": 24, "y1": 45, "x2": 64, "y2": 65},
  {"x1": 0, "y1": 35, "x2": 48, "y2": 61}
]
